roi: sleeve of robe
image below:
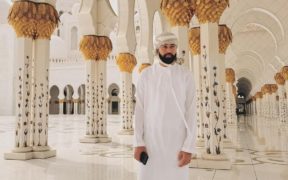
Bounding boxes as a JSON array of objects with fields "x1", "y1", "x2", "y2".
[
  {"x1": 133, "y1": 74, "x2": 145, "y2": 147},
  {"x1": 181, "y1": 73, "x2": 197, "y2": 154}
]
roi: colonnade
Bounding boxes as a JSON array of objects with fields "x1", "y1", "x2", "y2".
[{"x1": 246, "y1": 68, "x2": 288, "y2": 151}]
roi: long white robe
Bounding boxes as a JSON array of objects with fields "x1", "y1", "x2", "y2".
[{"x1": 134, "y1": 62, "x2": 197, "y2": 180}]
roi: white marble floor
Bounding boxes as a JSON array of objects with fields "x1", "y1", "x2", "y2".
[{"x1": 0, "y1": 115, "x2": 287, "y2": 180}]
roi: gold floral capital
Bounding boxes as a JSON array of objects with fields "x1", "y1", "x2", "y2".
[
  {"x1": 188, "y1": 27, "x2": 200, "y2": 55},
  {"x1": 274, "y1": 72, "x2": 285, "y2": 85},
  {"x1": 194, "y1": 0, "x2": 229, "y2": 24},
  {"x1": 160, "y1": 0, "x2": 195, "y2": 27},
  {"x1": 8, "y1": 1, "x2": 59, "y2": 39},
  {"x1": 116, "y1": 53, "x2": 137, "y2": 73},
  {"x1": 79, "y1": 35, "x2": 112, "y2": 61},
  {"x1": 219, "y1": 24, "x2": 232, "y2": 54},
  {"x1": 281, "y1": 66, "x2": 288, "y2": 80},
  {"x1": 225, "y1": 68, "x2": 235, "y2": 83}
]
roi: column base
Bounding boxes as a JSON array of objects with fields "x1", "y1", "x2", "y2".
[
  {"x1": 32, "y1": 149, "x2": 56, "y2": 159},
  {"x1": 4, "y1": 152, "x2": 33, "y2": 160},
  {"x1": 12, "y1": 146, "x2": 33, "y2": 153},
  {"x1": 97, "y1": 136, "x2": 112, "y2": 143},
  {"x1": 4, "y1": 149, "x2": 56, "y2": 160},
  {"x1": 189, "y1": 153, "x2": 231, "y2": 170},
  {"x1": 80, "y1": 135, "x2": 112, "y2": 143},
  {"x1": 80, "y1": 135, "x2": 99, "y2": 143},
  {"x1": 118, "y1": 129, "x2": 134, "y2": 135}
]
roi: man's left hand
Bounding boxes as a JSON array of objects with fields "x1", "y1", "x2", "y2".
[{"x1": 178, "y1": 151, "x2": 192, "y2": 167}]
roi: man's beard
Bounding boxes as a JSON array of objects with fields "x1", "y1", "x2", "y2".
[{"x1": 159, "y1": 53, "x2": 177, "y2": 65}]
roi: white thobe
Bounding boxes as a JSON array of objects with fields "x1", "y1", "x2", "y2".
[{"x1": 134, "y1": 62, "x2": 197, "y2": 180}]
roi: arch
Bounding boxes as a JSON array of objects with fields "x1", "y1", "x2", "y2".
[
  {"x1": 235, "y1": 50, "x2": 265, "y2": 76},
  {"x1": 49, "y1": 85, "x2": 60, "y2": 114},
  {"x1": 63, "y1": 85, "x2": 74, "y2": 115},
  {"x1": 108, "y1": 83, "x2": 120, "y2": 96},
  {"x1": 235, "y1": 68, "x2": 257, "y2": 87},
  {"x1": 71, "y1": 26, "x2": 78, "y2": 50},
  {"x1": 236, "y1": 77, "x2": 252, "y2": 99},
  {"x1": 231, "y1": 8, "x2": 284, "y2": 46},
  {"x1": 245, "y1": 23, "x2": 278, "y2": 49},
  {"x1": 107, "y1": 83, "x2": 120, "y2": 115}
]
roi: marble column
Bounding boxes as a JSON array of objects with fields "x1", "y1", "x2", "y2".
[
  {"x1": 271, "y1": 84, "x2": 279, "y2": 150},
  {"x1": 8, "y1": 38, "x2": 34, "y2": 158},
  {"x1": 5, "y1": 0, "x2": 58, "y2": 160},
  {"x1": 281, "y1": 66, "x2": 288, "y2": 124},
  {"x1": 188, "y1": 27, "x2": 204, "y2": 144},
  {"x1": 96, "y1": 60, "x2": 111, "y2": 142},
  {"x1": 81, "y1": 60, "x2": 98, "y2": 142},
  {"x1": 262, "y1": 84, "x2": 271, "y2": 149},
  {"x1": 225, "y1": 68, "x2": 236, "y2": 125},
  {"x1": 79, "y1": 35, "x2": 113, "y2": 143},
  {"x1": 189, "y1": 0, "x2": 231, "y2": 169},
  {"x1": 78, "y1": 0, "x2": 116, "y2": 143},
  {"x1": 116, "y1": 54, "x2": 137, "y2": 135},
  {"x1": 116, "y1": 0, "x2": 137, "y2": 135},
  {"x1": 252, "y1": 98, "x2": 257, "y2": 133},
  {"x1": 255, "y1": 92, "x2": 263, "y2": 137},
  {"x1": 59, "y1": 96, "x2": 64, "y2": 115},
  {"x1": 32, "y1": 39, "x2": 56, "y2": 158},
  {"x1": 275, "y1": 73, "x2": 287, "y2": 151},
  {"x1": 218, "y1": 25, "x2": 232, "y2": 142},
  {"x1": 231, "y1": 85, "x2": 238, "y2": 122}
]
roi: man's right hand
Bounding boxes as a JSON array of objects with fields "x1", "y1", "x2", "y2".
[{"x1": 134, "y1": 146, "x2": 146, "y2": 162}]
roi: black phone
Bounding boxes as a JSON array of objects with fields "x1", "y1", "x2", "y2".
[{"x1": 140, "y1": 151, "x2": 149, "y2": 165}]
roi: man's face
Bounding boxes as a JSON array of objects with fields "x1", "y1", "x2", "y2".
[{"x1": 158, "y1": 43, "x2": 177, "y2": 57}]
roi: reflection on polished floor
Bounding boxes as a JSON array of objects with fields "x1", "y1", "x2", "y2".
[{"x1": 0, "y1": 115, "x2": 287, "y2": 180}]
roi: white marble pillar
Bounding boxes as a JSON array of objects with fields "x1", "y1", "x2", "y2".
[
  {"x1": 252, "y1": 99, "x2": 257, "y2": 132},
  {"x1": 80, "y1": 61, "x2": 98, "y2": 143},
  {"x1": 200, "y1": 23, "x2": 224, "y2": 155},
  {"x1": 255, "y1": 96, "x2": 261, "y2": 136},
  {"x1": 119, "y1": 72, "x2": 134, "y2": 135},
  {"x1": 96, "y1": 60, "x2": 111, "y2": 142},
  {"x1": 218, "y1": 54, "x2": 228, "y2": 140},
  {"x1": 116, "y1": 0, "x2": 137, "y2": 135},
  {"x1": 231, "y1": 89, "x2": 237, "y2": 123},
  {"x1": 4, "y1": 38, "x2": 33, "y2": 160},
  {"x1": 59, "y1": 93, "x2": 64, "y2": 115},
  {"x1": 32, "y1": 39, "x2": 56, "y2": 157},
  {"x1": 66, "y1": 87, "x2": 73, "y2": 115},
  {"x1": 226, "y1": 82, "x2": 233, "y2": 124},
  {"x1": 73, "y1": 93, "x2": 78, "y2": 115},
  {"x1": 275, "y1": 77, "x2": 287, "y2": 150},
  {"x1": 193, "y1": 55, "x2": 204, "y2": 142},
  {"x1": 284, "y1": 82, "x2": 288, "y2": 122},
  {"x1": 256, "y1": 96, "x2": 265, "y2": 143},
  {"x1": 80, "y1": 85, "x2": 86, "y2": 114}
]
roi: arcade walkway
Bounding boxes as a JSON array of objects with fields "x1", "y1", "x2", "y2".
[{"x1": 0, "y1": 115, "x2": 287, "y2": 180}]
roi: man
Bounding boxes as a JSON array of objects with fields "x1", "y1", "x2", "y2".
[{"x1": 134, "y1": 32, "x2": 197, "y2": 180}]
